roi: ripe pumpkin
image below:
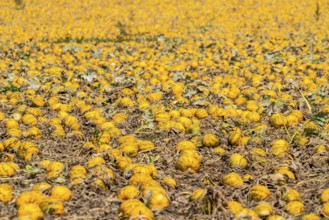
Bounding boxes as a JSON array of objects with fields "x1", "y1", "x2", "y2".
[
  {"x1": 51, "y1": 186, "x2": 72, "y2": 201},
  {"x1": 250, "y1": 185, "x2": 271, "y2": 201},
  {"x1": 229, "y1": 153, "x2": 247, "y2": 169},
  {"x1": 202, "y1": 134, "x2": 220, "y2": 148},
  {"x1": 118, "y1": 186, "x2": 140, "y2": 200},
  {"x1": 18, "y1": 203, "x2": 44, "y2": 220},
  {"x1": 253, "y1": 203, "x2": 273, "y2": 217},
  {"x1": 223, "y1": 172, "x2": 244, "y2": 187},
  {"x1": 39, "y1": 197, "x2": 65, "y2": 216},
  {"x1": 282, "y1": 189, "x2": 301, "y2": 203},
  {"x1": 0, "y1": 184, "x2": 13, "y2": 203},
  {"x1": 176, "y1": 150, "x2": 201, "y2": 173},
  {"x1": 285, "y1": 201, "x2": 304, "y2": 215},
  {"x1": 228, "y1": 128, "x2": 242, "y2": 146}
]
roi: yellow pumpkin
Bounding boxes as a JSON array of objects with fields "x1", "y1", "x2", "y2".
[
  {"x1": 176, "y1": 140, "x2": 196, "y2": 151},
  {"x1": 234, "y1": 208, "x2": 259, "y2": 219},
  {"x1": 39, "y1": 160, "x2": 51, "y2": 169},
  {"x1": 87, "y1": 157, "x2": 106, "y2": 168},
  {"x1": 147, "y1": 92, "x2": 163, "y2": 102},
  {"x1": 271, "y1": 139, "x2": 290, "y2": 157},
  {"x1": 120, "y1": 199, "x2": 154, "y2": 220},
  {"x1": 137, "y1": 140, "x2": 155, "y2": 152},
  {"x1": 294, "y1": 135, "x2": 308, "y2": 148},
  {"x1": 22, "y1": 114, "x2": 38, "y2": 126},
  {"x1": 285, "y1": 201, "x2": 304, "y2": 215},
  {"x1": 267, "y1": 215, "x2": 285, "y2": 220},
  {"x1": 0, "y1": 162, "x2": 18, "y2": 177},
  {"x1": 145, "y1": 188, "x2": 169, "y2": 210},
  {"x1": 190, "y1": 188, "x2": 207, "y2": 201},
  {"x1": 270, "y1": 113, "x2": 287, "y2": 128},
  {"x1": 18, "y1": 203, "x2": 44, "y2": 220},
  {"x1": 250, "y1": 185, "x2": 271, "y2": 201},
  {"x1": 118, "y1": 97, "x2": 135, "y2": 107},
  {"x1": 129, "y1": 174, "x2": 154, "y2": 186},
  {"x1": 223, "y1": 172, "x2": 244, "y2": 187},
  {"x1": 169, "y1": 110, "x2": 181, "y2": 119},
  {"x1": 253, "y1": 203, "x2": 273, "y2": 217},
  {"x1": 31, "y1": 95, "x2": 45, "y2": 107},
  {"x1": 176, "y1": 150, "x2": 201, "y2": 173},
  {"x1": 275, "y1": 167, "x2": 295, "y2": 179},
  {"x1": 228, "y1": 128, "x2": 242, "y2": 146},
  {"x1": 212, "y1": 147, "x2": 225, "y2": 156},
  {"x1": 32, "y1": 182, "x2": 52, "y2": 192},
  {"x1": 46, "y1": 161, "x2": 64, "y2": 178},
  {"x1": 70, "y1": 165, "x2": 87, "y2": 177},
  {"x1": 126, "y1": 205, "x2": 154, "y2": 220},
  {"x1": 301, "y1": 213, "x2": 321, "y2": 220},
  {"x1": 282, "y1": 189, "x2": 301, "y2": 202},
  {"x1": 0, "y1": 184, "x2": 13, "y2": 203},
  {"x1": 0, "y1": 112, "x2": 6, "y2": 121},
  {"x1": 229, "y1": 153, "x2": 247, "y2": 169},
  {"x1": 112, "y1": 113, "x2": 128, "y2": 124},
  {"x1": 320, "y1": 188, "x2": 329, "y2": 203},
  {"x1": 286, "y1": 114, "x2": 299, "y2": 126},
  {"x1": 154, "y1": 112, "x2": 170, "y2": 122},
  {"x1": 290, "y1": 110, "x2": 304, "y2": 121},
  {"x1": 17, "y1": 142, "x2": 39, "y2": 161},
  {"x1": 238, "y1": 136, "x2": 250, "y2": 147},
  {"x1": 118, "y1": 185, "x2": 140, "y2": 200},
  {"x1": 51, "y1": 185, "x2": 72, "y2": 201},
  {"x1": 162, "y1": 177, "x2": 177, "y2": 188},
  {"x1": 314, "y1": 145, "x2": 327, "y2": 154},
  {"x1": 3, "y1": 138, "x2": 21, "y2": 150},
  {"x1": 116, "y1": 156, "x2": 132, "y2": 170},
  {"x1": 202, "y1": 134, "x2": 220, "y2": 148},
  {"x1": 171, "y1": 83, "x2": 185, "y2": 96},
  {"x1": 25, "y1": 127, "x2": 42, "y2": 139},
  {"x1": 195, "y1": 109, "x2": 208, "y2": 119},
  {"x1": 7, "y1": 127, "x2": 23, "y2": 137},
  {"x1": 120, "y1": 143, "x2": 139, "y2": 157},
  {"x1": 16, "y1": 191, "x2": 46, "y2": 206},
  {"x1": 93, "y1": 166, "x2": 115, "y2": 181},
  {"x1": 118, "y1": 135, "x2": 136, "y2": 144},
  {"x1": 250, "y1": 148, "x2": 267, "y2": 157},
  {"x1": 177, "y1": 117, "x2": 193, "y2": 128},
  {"x1": 5, "y1": 118, "x2": 19, "y2": 129},
  {"x1": 39, "y1": 197, "x2": 65, "y2": 216},
  {"x1": 247, "y1": 111, "x2": 261, "y2": 122},
  {"x1": 225, "y1": 201, "x2": 244, "y2": 214},
  {"x1": 323, "y1": 202, "x2": 329, "y2": 217}
]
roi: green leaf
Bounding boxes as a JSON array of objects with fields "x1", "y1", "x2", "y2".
[
  {"x1": 55, "y1": 176, "x2": 66, "y2": 183},
  {"x1": 311, "y1": 112, "x2": 329, "y2": 127},
  {"x1": 26, "y1": 165, "x2": 34, "y2": 173}
]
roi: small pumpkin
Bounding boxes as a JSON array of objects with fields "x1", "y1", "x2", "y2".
[
  {"x1": 0, "y1": 184, "x2": 13, "y2": 203},
  {"x1": 253, "y1": 203, "x2": 273, "y2": 217},
  {"x1": 223, "y1": 172, "x2": 244, "y2": 187},
  {"x1": 176, "y1": 150, "x2": 201, "y2": 173},
  {"x1": 118, "y1": 185, "x2": 140, "y2": 200},
  {"x1": 202, "y1": 134, "x2": 220, "y2": 148},
  {"x1": 51, "y1": 185, "x2": 72, "y2": 201},
  {"x1": 285, "y1": 201, "x2": 304, "y2": 215},
  {"x1": 320, "y1": 188, "x2": 329, "y2": 203},
  {"x1": 18, "y1": 203, "x2": 44, "y2": 220},
  {"x1": 250, "y1": 185, "x2": 271, "y2": 201},
  {"x1": 190, "y1": 188, "x2": 207, "y2": 201},
  {"x1": 39, "y1": 197, "x2": 65, "y2": 216},
  {"x1": 228, "y1": 128, "x2": 242, "y2": 146},
  {"x1": 229, "y1": 153, "x2": 247, "y2": 169}
]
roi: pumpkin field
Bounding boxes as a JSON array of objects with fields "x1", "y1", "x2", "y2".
[{"x1": 0, "y1": 0, "x2": 328, "y2": 219}]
